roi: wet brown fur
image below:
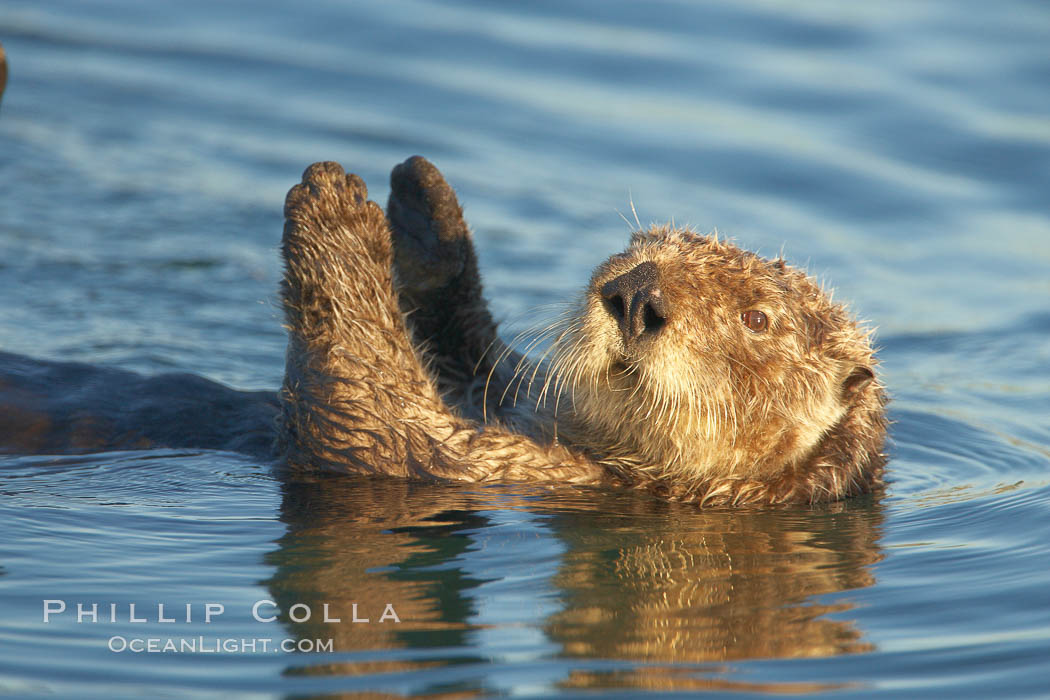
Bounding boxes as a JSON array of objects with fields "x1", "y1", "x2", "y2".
[
  {"x1": 277, "y1": 163, "x2": 602, "y2": 487},
  {"x1": 278, "y1": 159, "x2": 887, "y2": 505},
  {"x1": 0, "y1": 41, "x2": 8, "y2": 108}
]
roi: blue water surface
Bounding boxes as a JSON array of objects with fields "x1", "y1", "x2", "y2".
[{"x1": 1, "y1": 1, "x2": 1049, "y2": 697}]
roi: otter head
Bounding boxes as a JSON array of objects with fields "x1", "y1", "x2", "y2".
[{"x1": 555, "y1": 226, "x2": 883, "y2": 498}]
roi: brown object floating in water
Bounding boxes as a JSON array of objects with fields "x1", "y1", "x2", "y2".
[
  {"x1": 277, "y1": 158, "x2": 887, "y2": 505},
  {"x1": 0, "y1": 41, "x2": 8, "y2": 107}
]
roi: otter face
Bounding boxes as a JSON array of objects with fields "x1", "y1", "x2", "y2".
[{"x1": 556, "y1": 226, "x2": 876, "y2": 486}]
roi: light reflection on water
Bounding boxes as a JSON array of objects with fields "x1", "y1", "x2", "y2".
[{"x1": 1, "y1": 0, "x2": 1049, "y2": 697}]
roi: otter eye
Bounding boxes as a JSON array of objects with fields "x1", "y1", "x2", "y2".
[{"x1": 741, "y1": 310, "x2": 768, "y2": 332}]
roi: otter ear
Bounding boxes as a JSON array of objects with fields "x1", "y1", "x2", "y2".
[{"x1": 842, "y1": 366, "x2": 874, "y2": 398}]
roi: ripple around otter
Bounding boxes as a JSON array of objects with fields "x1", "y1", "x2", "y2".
[{"x1": 1, "y1": 0, "x2": 1050, "y2": 697}]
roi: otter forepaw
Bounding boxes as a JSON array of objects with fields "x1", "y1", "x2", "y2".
[
  {"x1": 284, "y1": 161, "x2": 367, "y2": 219},
  {"x1": 283, "y1": 161, "x2": 391, "y2": 267},
  {"x1": 387, "y1": 156, "x2": 474, "y2": 292},
  {"x1": 281, "y1": 162, "x2": 399, "y2": 341}
]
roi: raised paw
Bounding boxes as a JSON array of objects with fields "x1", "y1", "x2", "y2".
[
  {"x1": 283, "y1": 160, "x2": 394, "y2": 273},
  {"x1": 281, "y1": 161, "x2": 398, "y2": 340},
  {"x1": 384, "y1": 156, "x2": 506, "y2": 414},
  {"x1": 284, "y1": 161, "x2": 369, "y2": 237},
  {"x1": 387, "y1": 156, "x2": 475, "y2": 292},
  {"x1": 285, "y1": 161, "x2": 367, "y2": 214}
]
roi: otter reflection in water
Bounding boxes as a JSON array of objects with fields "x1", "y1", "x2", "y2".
[
  {"x1": 0, "y1": 157, "x2": 886, "y2": 505},
  {"x1": 267, "y1": 476, "x2": 883, "y2": 692}
]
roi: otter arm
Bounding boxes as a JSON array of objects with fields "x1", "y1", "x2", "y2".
[
  {"x1": 385, "y1": 157, "x2": 522, "y2": 421},
  {"x1": 278, "y1": 162, "x2": 601, "y2": 485}
]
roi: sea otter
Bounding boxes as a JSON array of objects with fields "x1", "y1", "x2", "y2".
[
  {"x1": 0, "y1": 157, "x2": 886, "y2": 505},
  {"x1": 0, "y1": 41, "x2": 8, "y2": 108},
  {"x1": 277, "y1": 159, "x2": 886, "y2": 504}
]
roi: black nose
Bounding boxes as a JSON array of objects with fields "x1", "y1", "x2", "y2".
[{"x1": 600, "y1": 261, "x2": 667, "y2": 351}]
